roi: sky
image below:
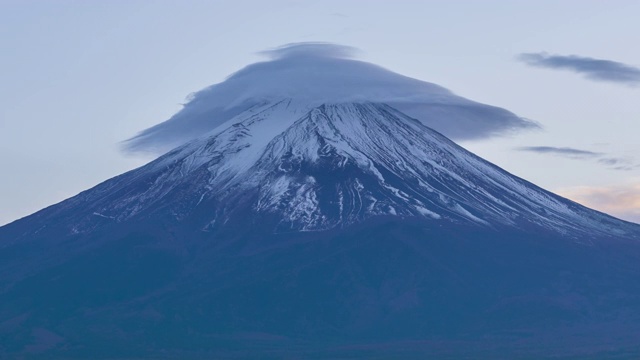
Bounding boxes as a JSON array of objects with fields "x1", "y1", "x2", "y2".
[{"x1": 1, "y1": 0, "x2": 639, "y2": 225}]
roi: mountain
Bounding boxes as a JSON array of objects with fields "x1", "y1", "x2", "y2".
[{"x1": 2, "y1": 45, "x2": 640, "y2": 358}]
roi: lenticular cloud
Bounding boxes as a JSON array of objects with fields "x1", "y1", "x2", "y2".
[{"x1": 124, "y1": 42, "x2": 537, "y2": 154}]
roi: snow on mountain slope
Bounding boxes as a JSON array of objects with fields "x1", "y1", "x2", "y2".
[{"x1": 10, "y1": 100, "x2": 637, "y2": 240}]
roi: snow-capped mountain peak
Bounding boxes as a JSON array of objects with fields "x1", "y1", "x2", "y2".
[{"x1": 23, "y1": 100, "x2": 635, "y2": 239}]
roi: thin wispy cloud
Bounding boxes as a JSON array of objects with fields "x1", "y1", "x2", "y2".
[
  {"x1": 518, "y1": 53, "x2": 640, "y2": 86},
  {"x1": 517, "y1": 146, "x2": 637, "y2": 171},
  {"x1": 598, "y1": 158, "x2": 640, "y2": 171},
  {"x1": 516, "y1": 146, "x2": 601, "y2": 158}
]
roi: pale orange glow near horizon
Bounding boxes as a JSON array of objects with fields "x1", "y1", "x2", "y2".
[{"x1": 558, "y1": 183, "x2": 640, "y2": 224}]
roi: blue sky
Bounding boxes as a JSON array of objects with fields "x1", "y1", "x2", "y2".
[{"x1": 1, "y1": 0, "x2": 639, "y2": 225}]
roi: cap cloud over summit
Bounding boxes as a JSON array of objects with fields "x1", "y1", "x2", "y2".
[{"x1": 124, "y1": 43, "x2": 537, "y2": 154}]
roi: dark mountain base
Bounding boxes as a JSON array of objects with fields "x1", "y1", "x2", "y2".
[{"x1": 2, "y1": 218, "x2": 640, "y2": 359}]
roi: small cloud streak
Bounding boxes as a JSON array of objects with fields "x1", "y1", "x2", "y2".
[
  {"x1": 516, "y1": 146, "x2": 601, "y2": 158},
  {"x1": 518, "y1": 53, "x2": 640, "y2": 86},
  {"x1": 517, "y1": 146, "x2": 637, "y2": 171},
  {"x1": 598, "y1": 158, "x2": 640, "y2": 171},
  {"x1": 558, "y1": 184, "x2": 640, "y2": 224}
]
